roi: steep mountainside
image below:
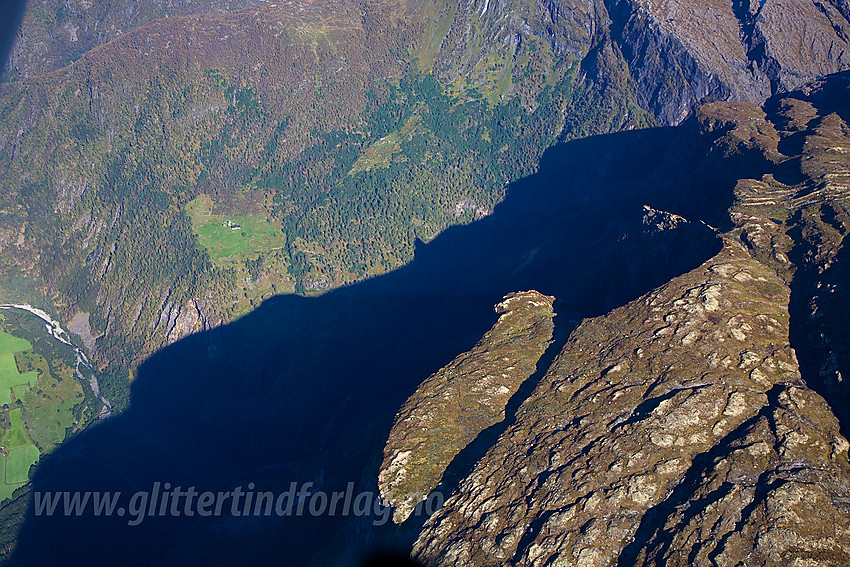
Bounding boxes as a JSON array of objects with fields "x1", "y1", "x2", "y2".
[
  {"x1": 397, "y1": 73, "x2": 850, "y2": 566},
  {"x1": 0, "y1": 0, "x2": 848, "y2": 413},
  {"x1": 4, "y1": 69, "x2": 848, "y2": 567},
  {"x1": 1, "y1": 0, "x2": 427, "y2": 406},
  {"x1": 608, "y1": 0, "x2": 850, "y2": 124},
  {"x1": 5, "y1": 0, "x2": 260, "y2": 79}
]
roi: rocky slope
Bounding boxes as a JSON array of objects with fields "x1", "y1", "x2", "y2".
[
  {"x1": 4, "y1": 0, "x2": 259, "y2": 79},
  {"x1": 424, "y1": 0, "x2": 850, "y2": 125},
  {"x1": 379, "y1": 291, "x2": 555, "y2": 523},
  {"x1": 608, "y1": 0, "x2": 850, "y2": 124},
  {"x1": 379, "y1": 73, "x2": 850, "y2": 565},
  {"x1": 0, "y1": 0, "x2": 847, "y2": 409}
]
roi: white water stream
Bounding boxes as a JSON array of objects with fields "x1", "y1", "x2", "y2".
[{"x1": 0, "y1": 304, "x2": 112, "y2": 419}]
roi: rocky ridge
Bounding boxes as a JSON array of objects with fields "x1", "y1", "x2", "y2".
[
  {"x1": 387, "y1": 74, "x2": 850, "y2": 565},
  {"x1": 1, "y1": 0, "x2": 848, "y2": 408},
  {"x1": 379, "y1": 291, "x2": 555, "y2": 523},
  {"x1": 607, "y1": 0, "x2": 850, "y2": 124}
]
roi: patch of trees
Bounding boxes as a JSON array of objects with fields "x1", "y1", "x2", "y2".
[{"x1": 261, "y1": 71, "x2": 576, "y2": 288}]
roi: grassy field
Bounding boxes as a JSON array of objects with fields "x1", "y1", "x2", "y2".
[
  {"x1": 186, "y1": 194, "x2": 285, "y2": 268},
  {"x1": 21, "y1": 351, "x2": 83, "y2": 450},
  {"x1": 186, "y1": 193, "x2": 296, "y2": 315},
  {"x1": 350, "y1": 131, "x2": 404, "y2": 173},
  {"x1": 3, "y1": 409, "x2": 31, "y2": 452},
  {"x1": 0, "y1": 333, "x2": 31, "y2": 356},
  {"x1": 0, "y1": 331, "x2": 39, "y2": 503},
  {"x1": 0, "y1": 314, "x2": 90, "y2": 507},
  {"x1": 1, "y1": 409, "x2": 38, "y2": 486},
  {"x1": 10, "y1": 384, "x2": 28, "y2": 401},
  {"x1": 0, "y1": 333, "x2": 37, "y2": 407},
  {"x1": 4, "y1": 445, "x2": 39, "y2": 485},
  {"x1": 413, "y1": 0, "x2": 459, "y2": 71}
]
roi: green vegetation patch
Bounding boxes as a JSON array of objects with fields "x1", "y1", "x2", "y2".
[
  {"x1": 0, "y1": 312, "x2": 95, "y2": 474},
  {"x1": 349, "y1": 131, "x2": 404, "y2": 173},
  {"x1": 0, "y1": 333, "x2": 37, "y2": 407},
  {"x1": 0, "y1": 333, "x2": 32, "y2": 357},
  {"x1": 1, "y1": 409, "x2": 39, "y2": 489},
  {"x1": 4, "y1": 445, "x2": 39, "y2": 485},
  {"x1": 414, "y1": 0, "x2": 460, "y2": 71},
  {"x1": 10, "y1": 385, "x2": 29, "y2": 401},
  {"x1": 2, "y1": 409, "x2": 28, "y2": 451},
  {"x1": 21, "y1": 351, "x2": 84, "y2": 451},
  {"x1": 186, "y1": 194, "x2": 285, "y2": 268}
]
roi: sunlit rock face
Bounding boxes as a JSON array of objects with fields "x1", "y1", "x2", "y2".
[
  {"x1": 410, "y1": 73, "x2": 850, "y2": 567},
  {"x1": 379, "y1": 290, "x2": 555, "y2": 524}
]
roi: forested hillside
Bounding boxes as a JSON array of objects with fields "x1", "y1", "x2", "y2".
[
  {"x1": 0, "y1": 0, "x2": 641, "y2": 409},
  {"x1": 0, "y1": 1, "x2": 849, "y2": 564},
  {"x1": 0, "y1": 0, "x2": 846, "y2": 409}
]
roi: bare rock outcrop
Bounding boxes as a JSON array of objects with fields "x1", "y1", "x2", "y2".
[
  {"x1": 165, "y1": 299, "x2": 209, "y2": 344},
  {"x1": 607, "y1": 0, "x2": 850, "y2": 124},
  {"x1": 379, "y1": 291, "x2": 555, "y2": 523},
  {"x1": 410, "y1": 73, "x2": 850, "y2": 566}
]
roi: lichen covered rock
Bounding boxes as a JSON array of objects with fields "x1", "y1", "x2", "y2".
[
  {"x1": 411, "y1": 74, "x2": 850, "y2": 566},
  {"x1": 379, "y1": 291, "x2": 555, "y2": 523}
]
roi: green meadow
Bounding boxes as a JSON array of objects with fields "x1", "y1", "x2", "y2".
[
  {"x1": 0, "y1": 409, "x2": 39, "y2": 499},
  {"x1": 4, "y1": 445, "x2": 39, "y2": 485},
  {"x1": 0, "y1": 315, "x2": 90, "y2": 506},
  {"x1": 0, "y1": 333, "x2": 37, "y2": 407},
  {"x1": 186, "y1": 194, "x2": 285, "y2": 268},
  {"x1": 21, "y1": 350, "x2": 84, "y2": 451}
]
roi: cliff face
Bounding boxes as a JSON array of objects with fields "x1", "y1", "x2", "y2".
[
  {"x1": 384, "y1": 73, "x2": 850, "y2": 565},
  {"x1": 422, "y1": 0, "x2": 850, "y2": 126},
  {"x1": 606, "y1": 0, "x2": 850, "y2": 124}
]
